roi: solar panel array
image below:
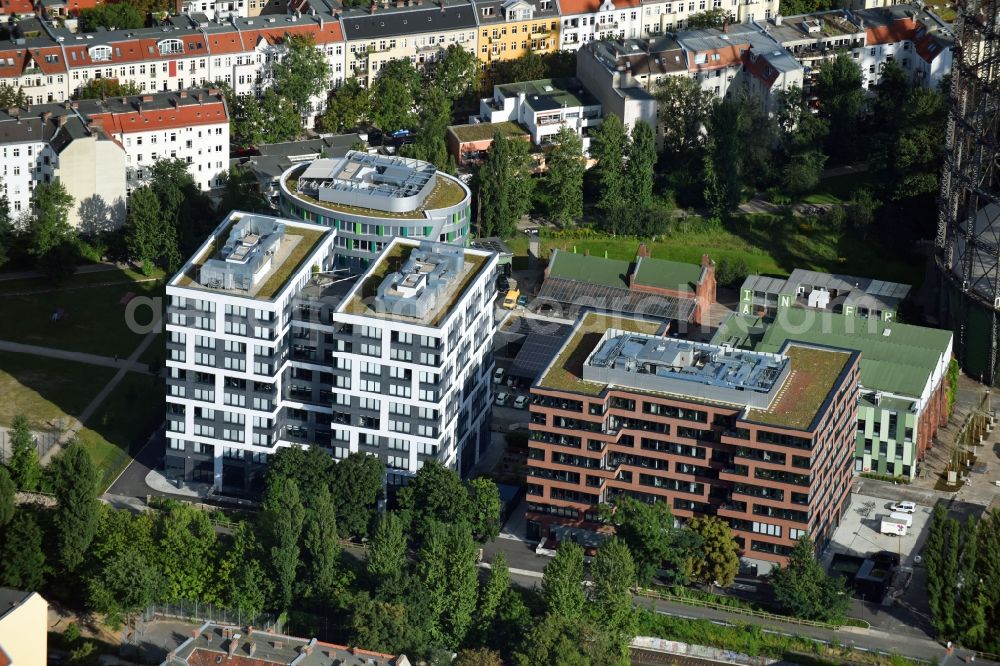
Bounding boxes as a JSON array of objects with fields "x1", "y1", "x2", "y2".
[
  {"x1": 536, "y1": 277, "x2": 696, "y2": 322},
  {"x1": 510, "y1": 331, "x2": 572, "y2": 381}
]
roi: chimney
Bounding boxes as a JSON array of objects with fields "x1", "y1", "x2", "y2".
[
  {"x1": 369, "y1": 1, "x2": 376, "y2": 12},
  {"x1": 121, "y1": 96, "x2": 127, "y2": 104},
  {"x1": 57, "y1": 114, "x2": 67, "y2": 126},
  {"x1": 191, "y1": 629, "x2": 200, "y2": 639},
  {"x1": 179, "y1": 90, "x2": 188, "y2": 98},
  {"x1": 248, "y1": 642, "x2": 257, "y2": 657},
  {"x1": 396, "y1": 0, "x2": 403, "y2": 6},
  {"x1": 142, "y1": 95, "x2": 153, "y2": 102},
  {"x1": 41, "y1": 111, "x2": 52, "y2": 123},
  {"x1": 637, "y1": 242, "x2": 650, "y2": 258},
  {"x1": 300, "y1": 645, "x2": 313, "y2": 655},
  {"x1": 197, "y1": 92, "x2": 205, "y2": 103},
  {"x1": 227, "y1": 639, "x2": 237, "y2": 657},
  {"x1": 70, "y1": 101, "x2": 79, "y2": 109},
  {"x1": 701, "y1": 253, "x2": 711, "y2": 268}
]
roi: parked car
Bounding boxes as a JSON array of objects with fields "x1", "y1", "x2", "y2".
[
  {"x1": 891, "y1": 501, "x2": 916, "y2": 514},
  {"x1": 496, "y1": 276, "x2": 511, "y2": 293},
  {"x1": 495, "y1": 392, "x2": 509, "y2": 406},
  {"x1": 493, "y1": 368, "x2": 505, "y2": 384},
  {"x1": 514, "y1": 394, "x2": 529, "y2": 409},
  {"x1": 517, "y1": 294, "x2": 529, "y2": 307}
]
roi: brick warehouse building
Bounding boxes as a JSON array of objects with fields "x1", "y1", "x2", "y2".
[{"x1": 525, "y1": 312, "x2": 860, "y2": 571}]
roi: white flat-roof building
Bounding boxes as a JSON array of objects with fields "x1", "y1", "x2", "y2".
[{"x1": 165, "y1": 211, "x2": 497, "y2": 493}]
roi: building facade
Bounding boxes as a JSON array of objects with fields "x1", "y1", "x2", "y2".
[
  {"x1": 526, "y1": 312, "x2": 859, "y2": 571},
  {"x1": 0, "y1": 589, "x2": 48, "y2": 666},
  {"x1": 477, "y1": 77, "x2": 602, "y2": 148},
  {"x1": 278, "y1": 151, "x2": 472, "y2": 272},
  {"x1": 474, "y1": 0, "x2": 560, "y2": 88},
  {"x1": 714, "y1": 307, "x2": 954, "y2": 481},
  {"x1": 165, "y1": 212, "x2": 497, "y2": 493}
]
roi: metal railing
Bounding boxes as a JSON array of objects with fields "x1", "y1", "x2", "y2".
[{"x1": 634, "y1": 587, "x2": 868, "y2": 630}]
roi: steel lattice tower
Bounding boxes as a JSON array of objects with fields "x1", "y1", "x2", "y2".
[{"x1": 936, "y1": 0, "x2": 1000, "y2": 384}]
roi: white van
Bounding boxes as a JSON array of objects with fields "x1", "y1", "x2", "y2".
[{"x1": 889, "y1": 511, "x2": 913, "y2": 527}]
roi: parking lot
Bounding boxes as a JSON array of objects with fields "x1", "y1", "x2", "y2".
[{"x1": 824, "y1": 493, "x2": 932, "y2": 568}]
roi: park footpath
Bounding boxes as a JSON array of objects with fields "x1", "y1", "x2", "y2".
[{"x1": 0, "y1": 332, "x2": 159, "y2": 466}]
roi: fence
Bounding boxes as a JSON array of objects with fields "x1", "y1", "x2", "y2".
[
  {"x1": 142, "y1": 600, "x2": 280, "y2": 634},
  {"x1": 636, "y1": 587, "x2": 849, "y2": 630},
  {"x1": 0, "y1": 428, "x2": 62, "y2": 465}
]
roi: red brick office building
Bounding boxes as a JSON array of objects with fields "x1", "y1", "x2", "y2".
[{"x1": 525, "y1": 313, "x2": 860, "y2": 570}]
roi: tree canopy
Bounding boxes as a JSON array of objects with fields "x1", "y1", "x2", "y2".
[
  {"x1": 771, "y1": 534, "x2": 849, "y2": 623},
  {"x1": 477, "y1": 131, "x2": 534, "y2": 238}
]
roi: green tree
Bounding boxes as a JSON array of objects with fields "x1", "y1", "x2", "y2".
[
  {"x1": 158, "y1": 503, "x2": 218, "y2": 603},
  {"x1": 272, "y1": 34, "x2": 330, "y2": 116},
  {"x1": 814, "y1": 52, "x2": 864, "y2": 162},
  {"x1": 515, "y1": 614, "x2": 622, "y2": 666},
  {"x1": 873, "y1": 86, "x2": 946, "y2": 200},
  {"x1": 468, "y1": 476, "x2": 502, "y2": 542},
  {"x1": 261, "y1": 89, "x2": 304, "y2": 142},
  {"x1": 261, "y1": 476, "x2": 305, "y2": 609},
  {"x1": 371, "y1": 59, "x2": 421, "y2": 133},
  {"x1": 216, "y1": 166, "x2": 268, "y2": 215},
  {"x1": 406, "y1": 84, "x2": 453, "y2": 171},
  {"x1": 432, "y1": 44, "x2": 481, "y2": 102},
  {"x1": 781, "y1": 150, "x2": 827, "y2": 195},
  {"x1": 494, "y1": 52, "x2": 547, "y2": 85},
  {"x1": 686, "y1": 515, "x2": 739, "y2": 588},
  {"x1": 319, "y1": 77, "x2": 370, "y2": 133},
  {"x1": 0, "y1": 83, "x2": 27, "y2": 108},
  {"x1": 73, "y1": 78, "x2": 143, "y2": 101},
  {"x1": 608, "y1": 498, "x2": 698, "y2": 585},
  {"x1": 78, "y1": 3, "x2": 144, "y2": 32},
  {"x1": 88, "y1": 539, "x2": 162, "y2": 625},
  {"x1": 301, "y1": 484, "x2": 343, "y2": 600},
  {"x1": 847, "y1": 187, "x2": 879, "y2": 237},
  {"x1": 26, "y1": 180, "x2": 75, "y2": 257},
  {"x1": 50, "y1": 443, "x2": 101, "y2": 573},
  {"x1": 626, "y1": 121, "x2": 657, "y2": 216},
  {"x1": 265, "y1": 445, "x2": 336, "y2": 512},
  {"x1": 0, "y1": 192, "x2": 13, "y2": 268},
  {"x1": 475, "y1": 551, "x2": 511, "y2": 639},
  {"x1": 454, "y1": 648, "x2": 503, "y2": 666},
  {"x1": 351, "y1": 594, "x2": 427, "y2": 656},
  {"x1": 544, "y1": 126, "x2": 585, "y2": 226},
  {"x1": 591, "y1": 113, "x2": 630, "y2": 231},
  {"x1": 655, "y1": 75, "x2": 715, "y2": 161},
  {"x1": 477, "y1": 131, "x2": 534, "y2": 238},
  {"x1": 926, "y1": 510, "x2": 962, "y2": 637},
  {"x1": 219, "y1": 522, "x2": 272, "y2": 618},
  {"x1": 7, "y1": 414, "x2": 40, "y2": 491},
  {"x1": 685, "y1": 8, "x2": 734, "y2": 28},
  {"x1": 398, "y1": 461, "x2": 470, "y2": 544},
  {"x1": 705, "y1": 92, "x2": 774, "y2": 213},
  {"x1": 958, "y1": 517, "x2": 988, "y2": 645},
  {"x1": 0, "y1": 467, "x2": 15, "y2": 528},
  {"x1": 771, "y1": 534, "x2": 849, "y2": 623},
  {"x1": 124, "y1": 186, "x2": 164, "y2": 274},
  {"x1": 590, "y1": 537, "x2": 638, "y2": 659},
  {"x1": 330, "y1": 451, "x2": 383, "y2": 538},
  {"x1": 0, "y1": 510, "x2": 46, "y2": 590},
  {"x1": 367, "y1": 510, "x2": 408, "y2": 599},
  {"x1": 542, "y1": 541, "x2": 586, "y2": 619},
  {"x1": 417, "y1": 520, "x2": 479, "y2": 648}
]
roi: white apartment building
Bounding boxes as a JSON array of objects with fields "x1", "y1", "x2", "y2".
[
  {"x1": 165, "y1": 212, "x2": 498, "y2": 493},
  {"x1": 82, "y1": 88, "x2": 230, "y2": 192},
  {"x1": 852, "y1": 5, "x2": 953, "y2": 90},
  {"x1": 477, "y1": 77, "x2": 602, "y2": 150},
  {"x1": 0, "y1": 112, "x2": 55, "y2": 219},
  {"x1": 180, "y1": 0, "x2": 252, "y2": 21}
]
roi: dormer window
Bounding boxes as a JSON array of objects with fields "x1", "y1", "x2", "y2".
[
  {"x1": 158, "y1": 38, "x2": 184, "y2": 56},
  {"x1": 89, "y1": 45, "x2": 112, "y2": 62}
]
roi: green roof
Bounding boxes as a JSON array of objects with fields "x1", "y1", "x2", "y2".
[
  {"x1": 447, "y1": 121, "x2": 528, "y2": 143},
  {"x1": 495, "y1": 78, "x2": 597, "y2": 111},
  {"x1": 547, "y1": 250, "x2": 631, "y2": 289},
  {"x1": 719, "y1": 309, "x2": 952, "y2": 398},
  {"x1": 632, "y1": 256, "x2": 703, "y2": 293},
  {"x1": 745, "y1": 344, "x2": 852, "y2": 430},
  {"x1": 536, "y1": 312, "x2": 665, "y2": 395}
]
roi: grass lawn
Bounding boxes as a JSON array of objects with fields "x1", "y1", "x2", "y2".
[
  {"x1": 0, "y1": 274, "x2": 165, "y2": 357},
  {"x1": 800, "y1": 173, "x2": 875, "y2": 205},
  {"x1": 0, "y1": 352, "x2": 116, "y2": 429},
  {"x1": 76, "y1": 372, "x2": 165, "y2": 491},
  {"x1": 507, "y1": 213, "x2": 922, "y2": 286}
]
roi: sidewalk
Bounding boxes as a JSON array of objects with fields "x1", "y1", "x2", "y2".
[{"x1": 0, "y1": 339, "x2": 155, "y2": 375}]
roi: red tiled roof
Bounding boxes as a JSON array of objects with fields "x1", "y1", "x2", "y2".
[
  {"x1": 865, "y1": 17, "x2": 917, "y2": 45},
  {"x1": 88, "y1": 100, "x2": 228, "y2": 134},
  {"x1": 743, "y1": 49, "x2": 779, "y2": 87},
  {"x1": 0, "y1": 0, "x2": 34, "y2": 16},
  {"x1": 65, "y1": 0, "x2": 105, "y2": 12},
  {"x1": 558, "y1": 0, "x2": 642, "y2": 15},
  {"x1": 687, "y1": 44, "x2": 746, "y2": 73},
  {"x1": 914, "y1": 29, "x2": 946, "y2": 62},
  {"x1": 0, "y1": 47, "x2": 28, "y2": 78}
]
